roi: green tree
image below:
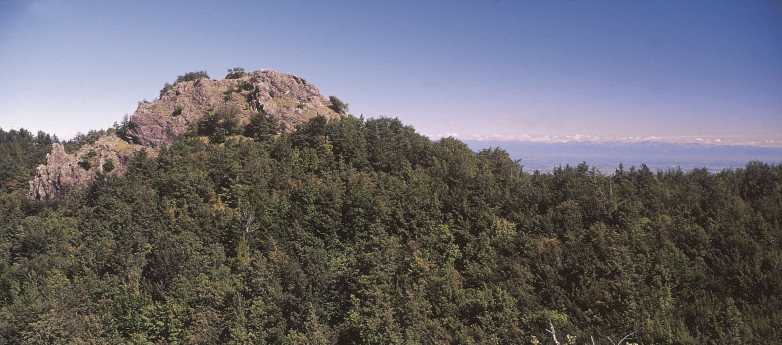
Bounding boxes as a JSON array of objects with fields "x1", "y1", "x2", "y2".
[
  {"x1": 196, "y1": 107, "x2": 241, "y2": 144},
  {"x1": 328, "y1": 95, "x2": 348, "y2": 114},
  {"x1": 225, "y1": 67, "x2": 246, "y2": 79},
  {"x1": 159, "y1": 71, "x2": 211, "y2": 98},
  {"x1": 244, "y1": 111, "x2": 278, "y2": 141}
]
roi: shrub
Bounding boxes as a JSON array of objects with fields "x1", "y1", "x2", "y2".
[
  {"x1": 102, "y1": 159, "x2": 115, "y2": 173},
  {"x1": 244, "y1": 111, "x2": 279, "y2": 141},
  {"x1": 223, "y1": 86, "x2": 236, "y2": 101},
  {"x1": 210, "y1": 127, "x2": 228, "y2": 144},
  {"x1": 160, "y1": 71, "x2": 211, "y2": 99},
  {"x1": 113, "y1": 115, "x2": 135, "y2": 142},
  {"x1": 176, "y1": 71, "x2": 210, "y2": 83},
  {"x1": 159, "y1": 82, "x2": 173, "y2": 99},
  {"x1": 328, "y1": 95, "x2": 348, "y2": 114},
  {"x1": 65, "y1": 130, "x2": 107, "y2": 154},
  {"x1": 196, "y1": 107, "x2": 241, "y2": 144},
  {"x1": 78, "y1": 150, "x2": 97, "y2": 170},
  {"x1": 225, "y1": 67, "x2": 246, "y2": 79}
]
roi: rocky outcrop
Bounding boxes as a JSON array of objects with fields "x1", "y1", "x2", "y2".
[
  {"x1": 28, "y1": 69, "x2": 344, "y2": 200},
  {"x1": 28, "y1": 134, "x2": 144, "y2": 200},
  {"x1": 28, "y1": 143, "x2": 85, "y2": 200},
  {"x1": 127, "y1": 69, "x2": 341, "y2": 147}
]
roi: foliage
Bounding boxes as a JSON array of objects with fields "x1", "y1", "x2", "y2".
[
  {"x1": 1, "y1": 118, "x2": 780, "y2": 344},
  {"x1": 159, "y1": 71, "x2": 211, "y2": 98},
  {"x1": 244, "y1": 111, "x2": 279, "y2": 141},
  {"x1": 159, "y1": 82, "x2": 174, "y2": 99},
  {"x1": 112, "y1": 114, "x2": 135, "y2": 142},
  {"x1": 195, "y1": 107, "x2": 241, "y2": 144},
  {"x1": 176, "y1": 71, "x2": 210, "y2": 83},
  {"x1": 328, "y1": 95, "x2": 349, "y2": 114},
  {"x1": 102, "y1": 159, "x2": 115, "y2": 173},
  {"x1": 225, "y1": 67, "x2": 246, "y2": 79},
  {"x1": 78, "y1": 150, "x2": 97, "y2": 170},
  {"x1": 63, "y1": 129, "x2": 108, "y2": 154},
  {"x1": 0, "y1": 128, "x2": 55, "y2": 192}
]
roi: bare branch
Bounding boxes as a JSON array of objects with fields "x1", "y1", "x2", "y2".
[
  {"x1": 545, "y1": 323, "x2": 561, "y2": 345},
  {"x1": 241, "y1": 209, "x2": 255, "y2": 233},
  {"x1": 607, "y1": 332, "x2": 634, "y2": 345},
  {"x1": 617, "y1": 332, "x2": 635, "y2": 345}
]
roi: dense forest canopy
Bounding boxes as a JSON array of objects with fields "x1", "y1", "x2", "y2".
[{"x1": 0, "y1": 117, "x2": 780, "y2": 344}]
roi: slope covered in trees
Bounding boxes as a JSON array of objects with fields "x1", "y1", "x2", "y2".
[
  {"x1": 0, "y1": 129, "x2": 56, "y2": 193},
  {"x1": 0, "y1": 117, "x2": 780, "y2": 344}
]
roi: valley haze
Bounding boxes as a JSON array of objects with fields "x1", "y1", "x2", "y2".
[{"x1": 462, "y1": 139, "x2": 782, "y2": 173}]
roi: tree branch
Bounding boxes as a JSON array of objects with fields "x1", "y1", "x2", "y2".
[
  {"x1": 545, "y1": 323, "x2": 561, "y2": 345},
  {"x1": 607, "y1": 332, "x2": 635, "y2": 345},
  {"x1": 617, "y1": 332, "x2": 635, "y2": 345}
]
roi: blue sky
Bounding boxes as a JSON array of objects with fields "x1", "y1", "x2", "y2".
[{"x1": 1, "y1": 0, "x2": 781, "y2": 145}]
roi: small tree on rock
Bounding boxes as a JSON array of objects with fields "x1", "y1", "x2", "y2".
[
  {"x1": 225, "y1": 67, "x2": 246, "y2": 79},
  {"x1": 328, "y1": 96, "x2": 348, "y2": 114}
]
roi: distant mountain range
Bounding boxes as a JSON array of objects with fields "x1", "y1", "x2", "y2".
[{"x1": 463, "y1": 140, "x2": 782, "y2": 173}]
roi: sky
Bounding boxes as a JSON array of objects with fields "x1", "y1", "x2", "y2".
[{"x1": 1, "y1": 0, "x2": 781, "y2": 146}]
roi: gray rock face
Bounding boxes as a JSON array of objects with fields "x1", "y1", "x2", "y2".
[
  {"x1": 28, "y1": 135, "x2": 144, "y2": 200},
  {"x1": 127, "y1": 69, "x2": 340, "y2": 148},
  {"x1": 28, "y1": 143, "x2": 84, "y2": 200},
  {"x1": 28, "y1": 69, "x2": 343, "y2": 200}
]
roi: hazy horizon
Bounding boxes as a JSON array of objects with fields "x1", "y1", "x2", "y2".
[
  {"x1": 1, "y1": 1, "x2": 780, "y2": 143},
  {"x1": 463, "y1": 139, "x2": 782, "y2": 173}
]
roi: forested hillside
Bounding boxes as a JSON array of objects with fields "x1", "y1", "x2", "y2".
[
  {"x1": 0, "y1": 117, "x2": 780, "y2": 344},
  {"x1": 0, "y1": 129, "x2": 57, "y2": 193}
]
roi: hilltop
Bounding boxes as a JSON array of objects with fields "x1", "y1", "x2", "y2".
[{"x1": 28, "y1": 69, "x2": 343, "y2": 200}]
